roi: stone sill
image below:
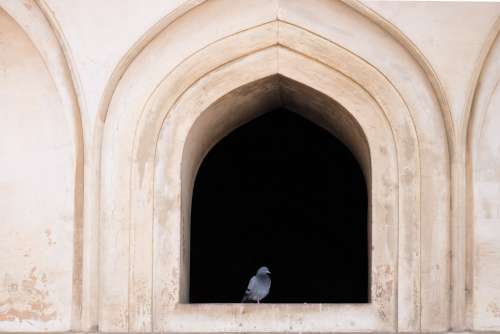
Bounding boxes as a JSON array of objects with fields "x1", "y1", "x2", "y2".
[{"x1": 2, "y1": 331, "x2": 500, "y2": 334}]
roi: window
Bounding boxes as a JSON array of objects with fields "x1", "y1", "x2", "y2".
[
  {"x1": 152, "y1": 73, "x2": 397, "y2": 333},
  {"x1": 190, "y1": 108, "x2": 368, "y2": 303}
]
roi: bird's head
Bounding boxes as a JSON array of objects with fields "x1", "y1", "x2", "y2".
[{"x1": 257, "y1": 266, "x2": 271, "y2": 276}]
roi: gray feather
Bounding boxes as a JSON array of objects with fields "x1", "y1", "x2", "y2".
[{"x1": 241, "y1": 266, "x2": 271, "y2": 303}]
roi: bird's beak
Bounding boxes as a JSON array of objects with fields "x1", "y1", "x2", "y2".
[{"x1": 267, "y1": 271, "x2": 271, "y2": 275}]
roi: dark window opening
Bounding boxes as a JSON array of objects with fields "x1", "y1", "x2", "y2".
[{"x1": 189, "y1": 108, "x2": 368, "y2": 303}]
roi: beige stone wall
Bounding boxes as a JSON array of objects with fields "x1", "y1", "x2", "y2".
[{"x1": 0, "y1": 1, "x2": 500, "y2": 333}]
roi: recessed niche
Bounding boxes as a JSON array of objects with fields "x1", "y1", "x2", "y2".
[{"x1": 189, "y1": 108, "x2": 368, "y2": 303}]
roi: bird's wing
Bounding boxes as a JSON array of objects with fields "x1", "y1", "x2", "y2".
[
  {"x1": 246, "y1": 275, "x2": 257, "y2": 293},
  {"x1": 242, "y1": 276, "x2": 257, "y2": 302}
]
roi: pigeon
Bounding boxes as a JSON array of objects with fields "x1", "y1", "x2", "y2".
[{"x1": 241, "y1": 266, "x2": 271, "y2": 303}]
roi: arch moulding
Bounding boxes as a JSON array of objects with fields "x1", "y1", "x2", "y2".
[
  {"x1": 99, "y1": 1, "x2": 450, "y2": 333},
  {"x1": 467, "y1": 23, "x2": 500, "y2": 331},
  {"x1": 0, "y1": 1, "x2": 85, "y2": 331}
]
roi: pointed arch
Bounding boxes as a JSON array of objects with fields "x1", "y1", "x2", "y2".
[
  {"x1": 99, "y1": 1, "x2": 451, "y2": 332},
  {"x1": 466, "y1": 18, "x2": 500, "y2": 331},
  {"x1": 0, "y1": 1, "x2": 84, "y2": 330},
  {"x1": 151, "y1": 48, "x2": 399, "y2": 332}
]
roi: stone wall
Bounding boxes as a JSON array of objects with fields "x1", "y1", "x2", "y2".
[{"x1": 1, "y1": 1, "x2": 500, "y2": 333}]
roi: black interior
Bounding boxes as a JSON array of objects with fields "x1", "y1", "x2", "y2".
[{"x1": 189, "y1": 108, "x2": 368, "y2": 303}]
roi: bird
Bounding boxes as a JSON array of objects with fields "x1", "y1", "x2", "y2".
[{"x1": 241, "y1": 266, "x2": 271, "y2": 303}]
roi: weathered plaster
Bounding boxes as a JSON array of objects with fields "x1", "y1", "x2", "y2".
[
  {"x1": 1, "y1": 0, "x2": 500, "y2": 333},
  {"x1": 0, "y1": 7, "x2": 76, "y2": 331}
]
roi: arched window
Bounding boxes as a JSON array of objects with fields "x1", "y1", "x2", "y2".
[{"x1": 189, "y1": 108, "x2": 368, "y2": 303}]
